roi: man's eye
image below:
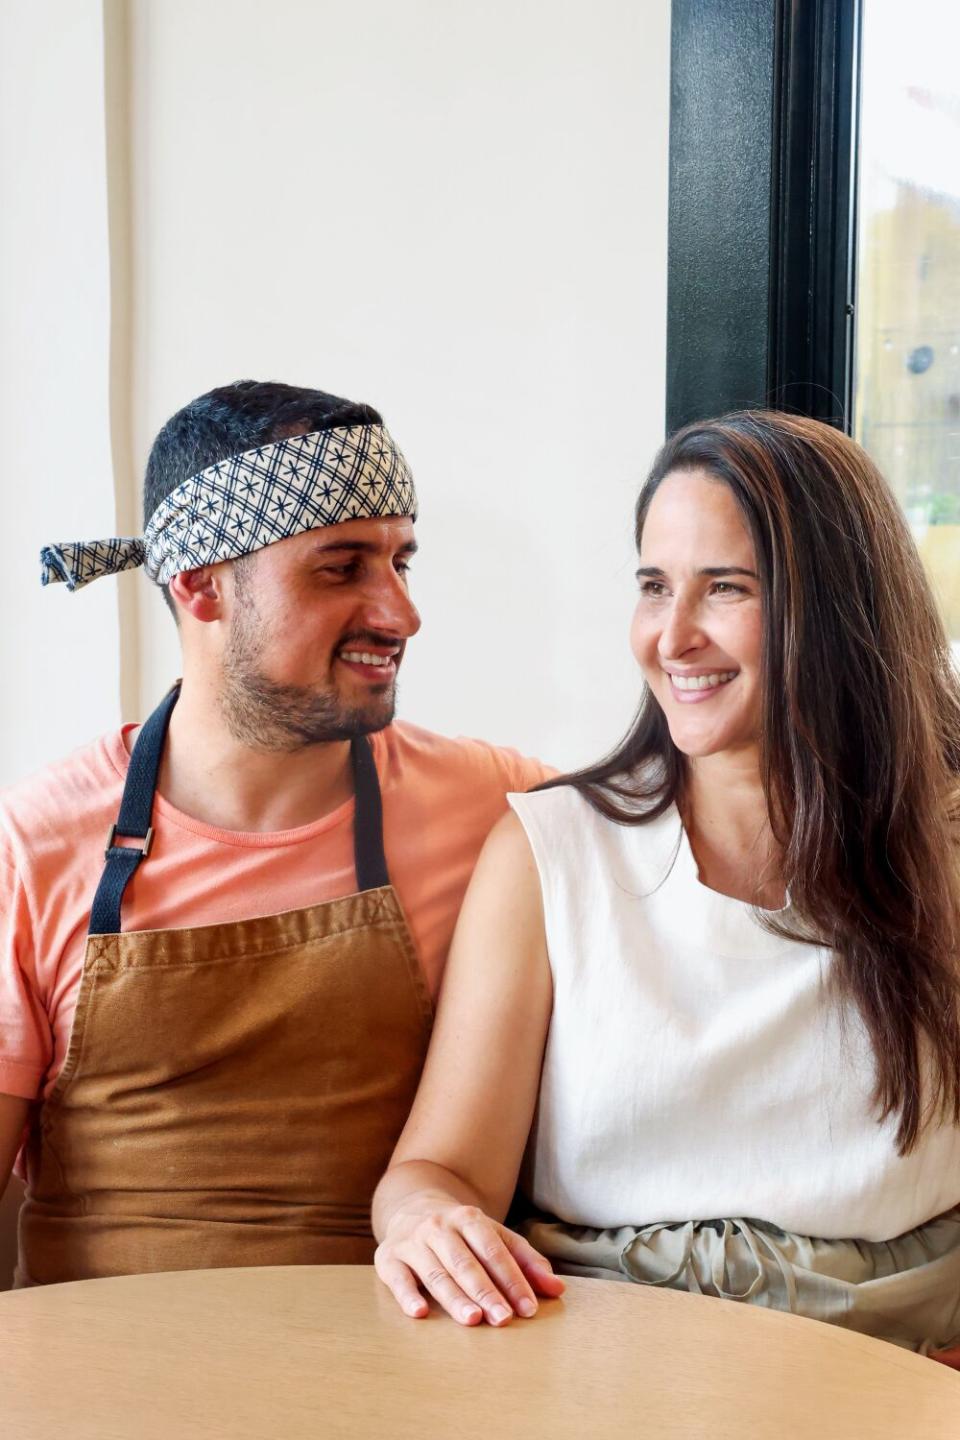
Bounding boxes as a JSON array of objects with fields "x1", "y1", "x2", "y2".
[
  {"x1": 318, "y1": 563, "x2": 358, "y2": 579},
  {"x1": 394, "y1": 559, "x2": 412, "y2": 575},
  {"x1": 638, "y1": 579, "x2": 666, "y2": 596}
]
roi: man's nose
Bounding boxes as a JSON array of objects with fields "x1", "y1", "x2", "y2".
[
  {"x1": 657, "y1": 597, "x2": 705, "y2": 659},
  {"x1": 361, "y1": 572, "x2": 422, "y2": 639}
]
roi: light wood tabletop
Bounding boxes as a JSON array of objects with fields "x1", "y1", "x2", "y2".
[{"x1": 2, "y1": 1265, "x2": 957, "y2": 1438}]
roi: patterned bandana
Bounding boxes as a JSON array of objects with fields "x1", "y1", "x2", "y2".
[{"x1": 40, "y1": 424, "x2": 417, "y2": 592}]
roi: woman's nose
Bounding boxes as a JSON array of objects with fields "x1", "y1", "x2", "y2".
[{"x1": 658, "y1": 598, "x2": 705, "y2": 659}]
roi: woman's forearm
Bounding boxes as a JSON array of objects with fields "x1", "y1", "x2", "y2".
[{"x1": 369, "y1": 814, "x2": 558, "y2": 1323}]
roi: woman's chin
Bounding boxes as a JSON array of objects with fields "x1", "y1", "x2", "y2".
[
  {"x1": 670, "y1": 737, "x2": 721, "y2": 760},
  {"x1": 665, "y1": 722, "x2": 753, "y2": 761}
]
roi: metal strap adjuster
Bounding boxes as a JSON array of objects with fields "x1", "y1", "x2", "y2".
[{"x1": 105, "y1": 824, "x2": 155, "y2": 860}]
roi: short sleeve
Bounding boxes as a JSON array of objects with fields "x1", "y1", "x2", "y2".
[
  {"x1": 0, "y1": 823, "x2": 52, "y2": 1100},
  {"x1": 489, "y1": 747, "x2": 556, "y2": 795}
]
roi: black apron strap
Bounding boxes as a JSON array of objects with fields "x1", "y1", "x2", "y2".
[
  {"x1": 89, "y1": 688, "x2": 390, "y2": 936},
  {"x1": 88, "y1": 684, "x2": 181, "y2": 936},
  {"x1": 350, "y1": 734, "x2": 390, "y2": 893}
]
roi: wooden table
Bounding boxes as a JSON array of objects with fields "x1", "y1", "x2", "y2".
[{"x1": 2, "y1": 1266, "x2": 957, "y2": 1438}]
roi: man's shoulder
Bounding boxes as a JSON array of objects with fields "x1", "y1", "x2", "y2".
[
  {"x1": 0, "y1": 730, "x2": 127, "y2": 861},
  {"x1": 375, "y1": 720, "x2": 554, "y2": 797}
]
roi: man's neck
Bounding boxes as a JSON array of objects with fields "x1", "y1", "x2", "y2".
[{"x1": 150, "y1": 679, "x2": 356, "y2": 835}]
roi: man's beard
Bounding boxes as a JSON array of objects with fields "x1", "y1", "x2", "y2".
[{"x1": 220, "y1": 599, "x2": 399, "y2": 754}]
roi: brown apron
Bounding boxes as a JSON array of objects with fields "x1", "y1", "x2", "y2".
[{"x1": 18, "y1": 685, "x2": 432, "y2": 1285}]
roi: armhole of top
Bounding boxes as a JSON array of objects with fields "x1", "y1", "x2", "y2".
[{"x1": 506, "y1": 790, "x2": 572, "y2": 977}]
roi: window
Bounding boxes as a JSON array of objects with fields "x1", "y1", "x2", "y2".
[
  {"x1": 853, "y1": 0, "x2": 960, "y2": 650},
  {"x1": 668, "y1": 0, "x2": 959, "y2": 650}
]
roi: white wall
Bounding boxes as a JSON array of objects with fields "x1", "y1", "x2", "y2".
[
  {"x1": 0, "y1": 0, "x2": 121, "y2": 786},
  {"x1": 126, "y1": 0, "x2": 671, "y2": 770},
  {"x1": 0, "y1": 0, "x2": 669, "y2": 781}
]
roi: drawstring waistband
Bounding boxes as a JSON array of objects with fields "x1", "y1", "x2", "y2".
[{"x1": 620, "y1": 1218, "x2": 798, "y2": 1310}]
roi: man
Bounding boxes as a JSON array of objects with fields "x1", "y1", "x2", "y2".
[{"x1": 0, "y1": 380, "x2": 548, "y2": 1285}]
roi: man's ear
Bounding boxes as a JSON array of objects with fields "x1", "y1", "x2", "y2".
[{"x1": 167, "y1": 565, "x2": 225, "y2": 623}]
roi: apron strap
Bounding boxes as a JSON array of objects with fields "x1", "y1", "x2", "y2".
[
  {"x1": 89, "y1": 687, "x2": 391, "y2": 936},
  {"x1": 351, "y1": 733, "x2": 389, "y2": 893},
  {"x1": 88, "y1": 685, "x2": 180, "y2": 936}
]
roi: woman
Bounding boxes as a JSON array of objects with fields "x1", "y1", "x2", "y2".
[{"x1": 372, "y1": 411, "x2": 960, "y2": 1358}]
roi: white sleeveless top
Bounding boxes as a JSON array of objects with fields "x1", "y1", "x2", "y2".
[{"x1": 508, "y1": 785, "x2": 960, "y2": 1241}]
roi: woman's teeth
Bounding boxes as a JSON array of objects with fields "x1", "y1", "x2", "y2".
[
  {"x1": 340, "y1": 651, "x2": 393, "y2": 667},
  {"x1": 670, "y1": 670, "x2": 737, "y2": 690}
]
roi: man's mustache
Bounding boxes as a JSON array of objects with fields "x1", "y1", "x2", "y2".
[{"x1": 337, "y1": 631, "x2": 405, "y2": 652}]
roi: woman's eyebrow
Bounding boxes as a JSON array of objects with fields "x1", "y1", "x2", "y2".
[
  {"x1": 634, "y1": 565, "x2": 757, "y2": 578},
  {"x1": 699, "y1": 566, "x2": 758, "y2": 578}
]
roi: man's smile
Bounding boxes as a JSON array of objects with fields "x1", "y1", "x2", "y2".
[{"x1": 336, "y1": 644, "x2": 401, "y2": 681}]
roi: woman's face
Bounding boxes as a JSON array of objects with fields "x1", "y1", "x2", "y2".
[{"x1": 630, "y1": 468, "x2": 763, "y2": 761}]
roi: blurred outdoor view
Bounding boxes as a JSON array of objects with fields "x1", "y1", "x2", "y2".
[{"x1": 854, "y1": 0, "x2": 960, "y2": 652}]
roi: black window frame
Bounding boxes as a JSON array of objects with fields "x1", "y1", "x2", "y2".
[{"x1": 666, "y1": 0, "x2": 863, "y2": 436}]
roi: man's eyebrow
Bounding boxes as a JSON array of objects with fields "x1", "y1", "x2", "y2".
[
  {"x1": 635, "y1": 565, "x2": 758, "y2": 578},
  {"x1": 313, "y1": 538, "x2": 419, "y2": 556}
]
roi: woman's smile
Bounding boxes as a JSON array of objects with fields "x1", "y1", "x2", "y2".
[{"x1": 664, "y1": 667, "x2": 739, "y2": 701}]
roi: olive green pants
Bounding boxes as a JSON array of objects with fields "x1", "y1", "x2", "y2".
[{"x1": 523, "y1": 1211, "x2": 960, "y2": 1355}]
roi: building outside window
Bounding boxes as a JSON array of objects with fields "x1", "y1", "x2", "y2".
[{"x1": 854, "y1": 0, "x2": 960, "y2": 651}]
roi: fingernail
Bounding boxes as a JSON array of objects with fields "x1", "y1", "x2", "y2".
[
  {"x1": 460, "y1": 1304, "x2": 481, "y2": 1322},
  {"x1": 491, "y1": 1304, "x2": 511, "y2": 1323},
  {"x1": 517, "y1": 1298, "x2": 537, "y2": 1318}
]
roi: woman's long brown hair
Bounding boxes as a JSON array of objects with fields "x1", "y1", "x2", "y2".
[{"x1": 548, "y1": 410, "x2": 960, "y2": 1153}]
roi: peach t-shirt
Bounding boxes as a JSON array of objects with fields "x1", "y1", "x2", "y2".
[{"x1": 0, "y1": 720, "x2": 549, "y2": 1104}]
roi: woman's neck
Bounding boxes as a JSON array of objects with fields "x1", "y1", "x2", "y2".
[{"x1": 681, "y1": 748, "x2": 785, "y2": 909}]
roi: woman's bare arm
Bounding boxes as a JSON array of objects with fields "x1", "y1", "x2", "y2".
[{"x1": 372, "y1": 810, "x2": 563, "y2": 1324}]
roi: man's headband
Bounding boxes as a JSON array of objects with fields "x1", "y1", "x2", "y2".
[{"x1": 40, "y1": 424, "x2": 417, "y2": 593}]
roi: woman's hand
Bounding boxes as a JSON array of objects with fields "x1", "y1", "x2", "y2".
[{"x1": 375, "y1": 1200, "x2": 565, "y2": 1325}]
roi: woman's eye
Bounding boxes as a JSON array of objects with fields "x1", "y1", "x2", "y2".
[{"x1": 710, "y1": 581, "x2": 746, "y2": 596}]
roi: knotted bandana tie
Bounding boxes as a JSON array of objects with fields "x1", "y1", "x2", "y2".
[{"x1": 40, "y1": 423, "x2": 416, "y2": 592}]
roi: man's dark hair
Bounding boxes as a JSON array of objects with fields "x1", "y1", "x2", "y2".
[{"x1": 143, "y1": 379, "x2": 382, "y2": 614}]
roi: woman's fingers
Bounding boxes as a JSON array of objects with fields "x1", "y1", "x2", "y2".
[
  {"x1": 430, "y1": 1223, "x2": 525, "y2": 1324},
  {"x1": 378, "y1": 1241, "x2": 484, "y2": 1324},
  {"x1": 417, "y1": 1244, "x2": 485, "y2": 1325},
  {"x1": 502, "y1": 1230, "x2": 567, "y2": 1297},
  {"x1": 458, "y1": 1215, "x2": 542, "y2": 1317},
  {"x1": 373, "y1": 1252, "x2": 430, "y2": 1319}
]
